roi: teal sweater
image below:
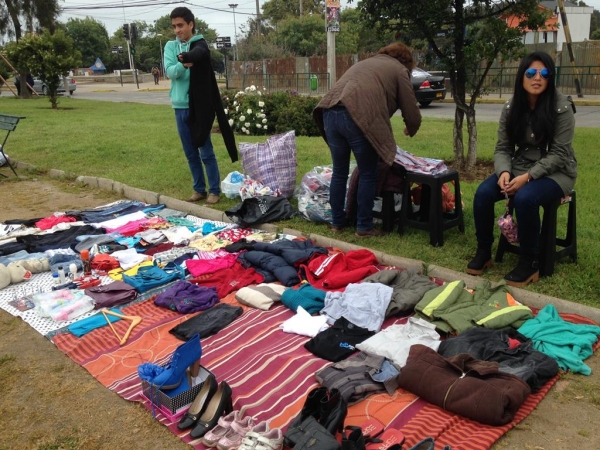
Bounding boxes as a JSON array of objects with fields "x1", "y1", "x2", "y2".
[
  {"x1": 518, "y1": 304, "x2": 600, "y2": 375},
  {"x1": 164, "y1": 34, "x2": 204, "y2": 109}
]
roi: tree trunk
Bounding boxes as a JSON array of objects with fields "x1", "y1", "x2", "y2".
[
  {"x1": 453, "y1": 107, "x2": 465, "y2": 168},
  {"x1": 50, "y1": 93, "x2": 58, "y2": 109},
  {"x1": 19, "y1": 70, "x2": 32, "y2": 99},
  {"x1": 5, "y1": 0, "x2": 22, "y2": 41},
  {"x1": 465, "y1": 108, "x2": 478, "y2": 170}
]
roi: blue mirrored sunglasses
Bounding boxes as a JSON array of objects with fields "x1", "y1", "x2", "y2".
[{"x1": 525, "y1": 68, "x2": 550, "y2": 79}]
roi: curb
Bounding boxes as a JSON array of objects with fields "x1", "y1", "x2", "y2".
[
  {"x1": 440, "y1": 97, "x2": 600, "y2": 107},
  {"x1": 11, "y1": 160, "x2": 600, "y2": 323}
]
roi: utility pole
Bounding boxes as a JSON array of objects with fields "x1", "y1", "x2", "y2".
[
  {"x1": 557, "y1": 0, "x2": 583, "y2": 97},
  {"x1": 255, "y1": 0, "x2": 261, "y2": 37},
  {"x1": 229, "y1": 4, "x2": 238, "y2": 60}
]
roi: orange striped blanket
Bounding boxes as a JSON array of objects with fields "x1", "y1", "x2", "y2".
[{"x1": 51, "y1": 296, "x2": 593, "y2": 450}]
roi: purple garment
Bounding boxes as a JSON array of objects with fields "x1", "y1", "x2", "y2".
[{"x1": 154, "y1": 280, "x2": 219, "y2": 313}]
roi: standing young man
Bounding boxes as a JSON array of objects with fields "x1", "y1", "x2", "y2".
[{"x1": 165, "y1": 7, "x2": 237, "y2": 204}]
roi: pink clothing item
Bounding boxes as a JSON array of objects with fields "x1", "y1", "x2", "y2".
[
  {"x1": 35, "y1": 216, "x2": 77, "y2": 230},
  {"x1": 186, "y1": 253, "x2": 237, "y2": 277},
  {"x1": 105, "y1": 218, "x2": 147, "y2": 235}
]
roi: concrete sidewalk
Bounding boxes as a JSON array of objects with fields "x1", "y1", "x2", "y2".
[{"x1": 77, "y1": 79, "x2": 600, "y2": 106}]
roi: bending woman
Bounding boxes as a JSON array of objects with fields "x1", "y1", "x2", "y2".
[
  {"x1": 467, "y1": 51, "x2": 577, "y2": 287},
  {"x1": 313, "y1": 42, "x2": 422, "y2": 238}
]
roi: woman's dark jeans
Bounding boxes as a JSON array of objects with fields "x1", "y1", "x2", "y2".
[
  {"x1": 473, "y1": 174, "x2": 564, "y2": 255},
  {"x1": 323, "y1": 106, "x2": 379, "y2": 232}
]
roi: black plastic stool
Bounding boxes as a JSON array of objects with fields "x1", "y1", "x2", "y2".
[
  {"x1": 381, "y1": 191, "x2": 400, "y2": 232},
  {"x1": 495, "y1": 190, "x2": 577, "y2": 277},
  {"x1": 398, "y1": 169, "x2": 464, "y2": 246}
]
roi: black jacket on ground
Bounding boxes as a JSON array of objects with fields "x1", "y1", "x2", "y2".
[
  {"x1": 180, "y1": 39, "x2": 238, "y2": 162},
  {"x1": 438, "y1": 327, "x2": 559, "y2": 392}
]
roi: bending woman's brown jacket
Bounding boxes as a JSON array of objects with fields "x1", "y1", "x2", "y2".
[{"x1": 313, "y1": 54, "x2": 422, "y2": 166}]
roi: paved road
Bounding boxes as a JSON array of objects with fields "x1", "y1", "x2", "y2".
[{"x1": 72, "y1": 84, "x2": 600, "y2": 127}]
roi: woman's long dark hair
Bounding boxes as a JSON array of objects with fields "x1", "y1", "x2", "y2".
[{"x1": 506, "y1": 51, "x2": 557, "y2": 150}]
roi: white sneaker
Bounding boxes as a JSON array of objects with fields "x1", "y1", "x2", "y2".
[{"x1": 238, "y1": 421, "x2": 283, "y2": 450}]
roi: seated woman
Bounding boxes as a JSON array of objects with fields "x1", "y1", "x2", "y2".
[{"x1": 466, "y1": 51, "x2": 577, "y2": 287}]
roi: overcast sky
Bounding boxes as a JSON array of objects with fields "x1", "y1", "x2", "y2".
[
  {"x1": 59, "y1": 0, "x2": 600, "y2": 43},
  {"x1": 59, "y1": 1, "x2": 264, "y2": 43}
]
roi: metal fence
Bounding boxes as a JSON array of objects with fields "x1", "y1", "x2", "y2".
[
  {"x1": 227, "y1": 72, "x2": 330, "y2": 95},
  {"x1": 474, "y1": 65, "x2": 600, "y2": 97}
]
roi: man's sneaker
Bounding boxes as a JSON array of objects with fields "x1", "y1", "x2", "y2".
[
  {"x1": 187, "y1": 192, "x2": 207, "y2": 202},
  {"x1": 206, "y1": 193, "x2": 221, "y2": 205}
]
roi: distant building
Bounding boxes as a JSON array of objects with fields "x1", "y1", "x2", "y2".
[
  {"x1": 505, "y1": 1, "x2": 593, "y2": 50},
  {"x1": 89, "y1": 58, "x2": 107, "y2": 75}
]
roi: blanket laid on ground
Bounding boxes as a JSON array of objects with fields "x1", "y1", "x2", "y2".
[{"x1": 48, "y1": 293, "x2": 597, "y2": 450}]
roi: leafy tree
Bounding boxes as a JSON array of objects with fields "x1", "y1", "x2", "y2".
[
  {"x1": 64, "y1": 17, "x2": 110, "y2": 68},
  {"x1": 5, "y1": 30, "x2": 81, "y2": 108},
  {"x1": 153, "y1": 14, "x2": 174, "y2": 37},
  {"x1": 0, "y1": 0, "x2": 60, "y2": 41},
  {"x1": 357, "y1": 0, "x2": 546, "y2": 169},
  {"x1": 590, "y1": 8, "x2": 600, "y2": 39},
  {"x1": 272, "y1": 15, "x2": 327, "y2": 56},
  {"x1": 236, "y1": 36, "x2": 287, "y2": 60},
  {"x1": 262, "y1": 0, "x2": 324, "y2": 26}
]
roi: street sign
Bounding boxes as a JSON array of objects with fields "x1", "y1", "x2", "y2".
[
  {"x1": 216, "y1": 37, "x2": 231, "y2": 43},
  {"x1": 216, "y1": 42, "x2": 232, "y2": 49},
  {"x1": 111, "y1": 45, "x2": 118, "y2": 54}
]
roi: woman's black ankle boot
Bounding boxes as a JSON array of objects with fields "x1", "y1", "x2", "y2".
[
  {"x1": 466, "y1": 246, "x2": 492, "y2": 276},
  {"x1": 342, "y1": 426, "x2": 366, "y2": 450},
  {"x1": 283, "y1": 387, "x2": 328, "y2": 447},
  {"x1": 504, "y1": 254, "x2": 539, "y2": 287},
  {"x1": 319, "y1": 389, "x2": 348, "y2": 436}
]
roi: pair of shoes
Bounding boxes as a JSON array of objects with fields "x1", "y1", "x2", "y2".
[
  {"x1": 188, "y1": 192, "x2": 207, "y2": 202},
  {"x1": 177, "y1": 374, "x2": 218, "y2": 430},
  {"x1": 215, "y1": 415, "x2": 255, "y2": 450},
  {"x1": 189, "y1": 381, "x2": 234, "y2": 439},
  {"x1": 201, "y1": 411, "x2": 242, "y2": 447},
  {"x1": 283, "y1": 387, "x2": 348, "y2": 447},
  {"x1": 355, "y1": 228, "x2": 386, "y2": 238},
  {"x1": 504, "y1": 255, "x2": 539, "y2": 287},
  {"x1": 239, "y1": 421, "x2": 283, "y2": 450},
  {"x1": 330, "y1": 225, "x2": 344, "y2": 234},
  {"x1": 148, "y1": 334, "x2": 202, "y2": 390},
  {"x1": 466, "y1": 246, "x2": 493, "y2": 276},
  {"x1": 205, "y1": 193, "x2": 221, "y2": 205}
]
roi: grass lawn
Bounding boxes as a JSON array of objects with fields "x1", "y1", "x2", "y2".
[{"x1": 1, "y1": 96, "x2": 598, "y2": 307}]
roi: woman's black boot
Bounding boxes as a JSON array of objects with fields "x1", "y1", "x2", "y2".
[
  {"x1": 504, "y1": 254, "x2": 539, "y2": 287},
  {"x1": 319, "y1": 389, "x2": 348, "y2": 436},
  {"x1": 342, "y1": 426, "x2": 366, "y2": 450},
  {"x1": 466, "y1": 246, "x2": 492, "y2": 275},
  {"x1": 283, "y1": 387, "x2": 328, "y2": 447}
]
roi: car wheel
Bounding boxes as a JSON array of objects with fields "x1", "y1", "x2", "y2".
[
  {"x1": 42, "y1": 86, "x2": 48, "y2": 95},
  {"x1": 419, "y1": 101, "x2": 432, "y2": 107},
  {"x1": 69, "y1": 91, "x2": 75, "y2": 95}
]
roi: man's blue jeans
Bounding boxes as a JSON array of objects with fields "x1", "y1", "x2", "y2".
[
  {"x1": 323, "y1": 106, "x2": 379, "y2": 232},
  {"x1": 473, "y1": 174, "x2": 564, "y2": 255},
  {"x1": 175, "y1": 108, "x2": 221, "y2": 195}
]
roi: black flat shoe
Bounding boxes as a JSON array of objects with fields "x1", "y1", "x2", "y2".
[
  {"x1": 190, "y1": 381, "x2": 233, "y2": 439},
  {"x1": 177, "y1": 374, "x2": 218, "y2": 430}
]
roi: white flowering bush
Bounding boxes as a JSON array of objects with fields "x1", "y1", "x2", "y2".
[{"x1": 221, "y1": 85, "x2": 269, "y2": 136}]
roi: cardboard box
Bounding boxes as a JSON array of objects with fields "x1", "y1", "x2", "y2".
[{"x1": 141, "y1": 364, "x2": 212, "y2": 417}]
